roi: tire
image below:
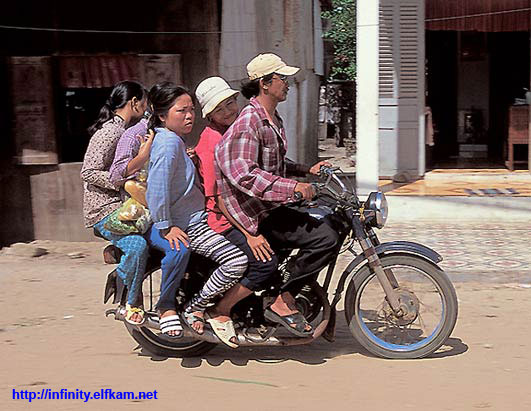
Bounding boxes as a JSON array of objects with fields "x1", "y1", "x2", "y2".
[
  {"x1": 123, "y1": 265, "x2": 216, "y2": 358},
  {"x1": 344, "y1": 254, "x2": 458, "y2": 359},
  {"x1": 125, "y1": 322, "x2": 216, "y2": 358}
]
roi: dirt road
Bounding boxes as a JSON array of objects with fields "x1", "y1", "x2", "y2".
[{"x1": 1, "y1": 239, "x2": 530, "y2": 411}]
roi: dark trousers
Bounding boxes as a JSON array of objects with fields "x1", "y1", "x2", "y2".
[
  {"x1": 222, "y1": 227, "x2": 279, "y2": 291},
  {"x1": 259, "y1": 206, "x2": 340, "y2": 296}
]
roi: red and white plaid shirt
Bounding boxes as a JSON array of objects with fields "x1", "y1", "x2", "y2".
[{"x1": 215, "y1": 97, "x2": 302, "y2": 235}]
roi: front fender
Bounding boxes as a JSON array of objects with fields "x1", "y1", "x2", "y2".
[
  {"x1": 375, "y1": 241, "x2": 442, "y2": 264},
  {"x1": 330, "y1": 241, "x2": 442, "y2": 309}
]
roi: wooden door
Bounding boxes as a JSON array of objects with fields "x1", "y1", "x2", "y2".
[{"x1": 8, "y1": 56, "x2": 58, "y2": 165}]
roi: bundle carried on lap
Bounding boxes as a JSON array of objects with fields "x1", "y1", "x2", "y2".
[
  {"x1": 104, "y1": 198, "x2": 152, "y2": 235},
  {"x1": 105, "y1": 141, "x2": 152, "y2": 235}
]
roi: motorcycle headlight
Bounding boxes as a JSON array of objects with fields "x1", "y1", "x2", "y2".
[{"x1": 365, "y1": 191, "x2": 388, "y2": 228}]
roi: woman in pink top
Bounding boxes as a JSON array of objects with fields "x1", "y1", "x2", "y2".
[{"x1": 194, "y1": 77, "x2": 279, "y2": 329}]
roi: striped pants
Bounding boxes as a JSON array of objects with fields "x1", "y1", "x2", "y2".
[{"x1": 184, "y1": 221, "x2": 248, "y2": 313}]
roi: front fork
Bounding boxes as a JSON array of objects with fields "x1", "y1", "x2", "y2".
[{"x1": 353, "y1": 218, "x2": 402, "y2": 314}]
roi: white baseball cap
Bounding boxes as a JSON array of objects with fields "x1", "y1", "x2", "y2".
[
  {"x1": 195, "y1": 76, "x2": 239, "y2": 118},
  {"x1": 246, "y1": 53, "x2": 300, "y2": 81}
]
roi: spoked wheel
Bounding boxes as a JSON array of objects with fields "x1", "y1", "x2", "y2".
[
  {"x1": 124, "y1": 267, "x2": 216, "y2": 358},
  {"x1": 345, "y1": 255, "x2": 458, "y2": 359}
]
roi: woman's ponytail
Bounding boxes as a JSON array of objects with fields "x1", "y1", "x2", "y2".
[{"x1": 88, "y1": 80, "x2": 147, "y2": 136}]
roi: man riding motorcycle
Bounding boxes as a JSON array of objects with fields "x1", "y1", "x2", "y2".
[{"x1": 215, "y1": 53, "x2": 340, "y2": 336}]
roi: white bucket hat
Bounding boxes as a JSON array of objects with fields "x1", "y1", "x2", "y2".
[
  {"x1": 246, "y1": 53, "x2": 300, "y2": 80},
  {"x1": 195, "y1": 77, "x2": 239, "y2": 118}
]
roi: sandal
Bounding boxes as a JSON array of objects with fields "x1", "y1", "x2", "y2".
[
  {"x1": 158, "y1": 314, "x2": 183, "y2": 339},
  {"x1": 125, "y1": 303, "x2": 145, "y2": 326},
  {"x1": 204, "y1": 312, "x2": 239, "y2": 349},
  {"x1": 183, "y1": 311, "x2": 205, "y2": 335},
  {"x1": 264, "y1": 308, "x2": 313, "y2": 337}
]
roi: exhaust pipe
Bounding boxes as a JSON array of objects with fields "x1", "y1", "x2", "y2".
[{"x1": 109, "y1": 282, "x2": 332, "y2": 347}]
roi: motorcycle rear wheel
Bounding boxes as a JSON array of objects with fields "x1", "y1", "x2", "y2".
[
  {"x1": 124, "y1": 267, "x2": 216, "y2": 358},
  {"x1": 125, "y1": 321, "x2": 216, "y2": 358},
  {"x1": 344, "y1": 254, "x2": 458, "y2": 359}
]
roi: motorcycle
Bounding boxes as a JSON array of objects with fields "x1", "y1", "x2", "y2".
[{"x1": 103, "y1": 167, "x2": 458, "y2": 359}]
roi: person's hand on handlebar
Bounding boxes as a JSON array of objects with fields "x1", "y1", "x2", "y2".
[
  {"x1": 294, "y1": 182, "x2": 315, "y2": 201},
  {"x1": 309, "y1": 160, "x2": 332, "y2": 175}
]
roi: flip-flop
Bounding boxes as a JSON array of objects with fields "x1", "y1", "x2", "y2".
[
  {"x1": 204, "y1": 312, "x2": 239, "y2": 349},
  {"x1": 158, "y1": 314, "x2": 183, "y2": 339},
  {"x1": 125, "y1": 303, "x2": 145, "y2": 326},
  {"x1": 182, "y1": 311, "x2": 205, "y2": 335},
  {"x1": 264, "y1": 308, "x2": 313, "y2": 337}
]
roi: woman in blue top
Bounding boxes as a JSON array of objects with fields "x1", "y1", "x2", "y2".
[{"x1": 146, "y1": 82, "x2": 247, "y2": 347}]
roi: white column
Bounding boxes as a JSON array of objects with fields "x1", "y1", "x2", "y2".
[{"x1": 356, "y1": 0, "x2": 380, "y2": 195}]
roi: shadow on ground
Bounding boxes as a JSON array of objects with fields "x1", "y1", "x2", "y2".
[{"x1": 134, "y1": 313, "x2": 468, "y2": 367}]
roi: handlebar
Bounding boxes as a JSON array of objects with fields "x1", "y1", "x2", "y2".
[
  {"x1": 293, "y1": 182, "x2": 319, "y2": 201},
  {"x1": 292, "y1": 166, "x2": 358, "y2": 207},
  {"x1": 315, "y1": 166, "x2": 359, "y2": 207}
]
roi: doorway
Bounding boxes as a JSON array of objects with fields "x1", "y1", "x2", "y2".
[{"x1": 426, "y1": 30, "x2": 530, "y2": 169}]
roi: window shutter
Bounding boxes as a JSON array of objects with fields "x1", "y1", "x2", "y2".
[
  {"x1": 399, "y1": 3, "x2": 421, "y2": 99},
  {"x1": 379, "y1": 0, "x2": 425, "y2": 177},
  {"x1": 379, "y1": 1, "x2": 397, "y2": 99}
]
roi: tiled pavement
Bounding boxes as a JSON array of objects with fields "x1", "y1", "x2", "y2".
[
  {"x1": 379, "y1": 168, "x2": 531, "y2": 197},
  {"x1": 379, "y1": 178, "x2": 531, "y2": 197},
  {"x1": 334, "y1": 222, "x2": 531, "y2": 284},
  {"x1": 319, "y1": 142, "x2": 531, "y2": 283}
]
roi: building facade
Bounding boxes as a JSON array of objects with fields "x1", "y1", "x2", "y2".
[
  {"x1": 357, "y1": 0, "x2": 531, "y2": 194},
  {"x1": 0, "y1": 0, "x2": 325, "y2": 244}
]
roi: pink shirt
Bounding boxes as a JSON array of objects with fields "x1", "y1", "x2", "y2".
[{"x1": 195, "y1": 126, "x2": 232, "y2": 234}]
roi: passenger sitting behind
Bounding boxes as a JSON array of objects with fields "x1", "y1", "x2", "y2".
[
  {"x1": 81, "y1": 80, "x2": 150, "y2": 326},
  {"x1": 145, "y1": 82, "x2": 247, "y2": 347},
  {"x1": 194, "y1": 76, "x2": 280, "y2": 330}
]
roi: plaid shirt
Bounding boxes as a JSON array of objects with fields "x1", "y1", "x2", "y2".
[{"x1": 215, "y1": 97, "x2": 302, "y2": 235}]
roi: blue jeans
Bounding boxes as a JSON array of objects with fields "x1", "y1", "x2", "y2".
[
  {"x1": 146, "y1": 226, "x2": 191, "y2": 312},
  {"x1": 93, "y1": 216, "x2": 149, "y2": 306}
]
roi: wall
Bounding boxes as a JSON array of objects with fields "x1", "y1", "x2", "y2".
[
  {"x1": 30, "y1": 163, "x2": 94, "y2": 242},
  {"x1": 0, "y1": 0, "x2": 221, "y2": 243},
  {"x1": 219, "y1": 0, "x2": 323, "y2": 165}
]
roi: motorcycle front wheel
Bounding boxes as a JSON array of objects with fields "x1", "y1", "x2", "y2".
[
  {"x1": 124, "y1": 267, "x2": 216, "y2": 358},
  {"x1": 344, "y1": 254, "x2": 458, "y2": 359}
]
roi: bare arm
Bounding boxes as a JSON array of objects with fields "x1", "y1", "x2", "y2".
[{"x1": 125, "y1": 130, "x2": 155, "y2": 177}]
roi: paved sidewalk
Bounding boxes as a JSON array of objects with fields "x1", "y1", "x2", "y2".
[
  {"x1": 334, "y1": 222, "x2": 531, "y2": 285},
  {"x1": 318, "y1": 139, "x2": 531, "y2": 223}
]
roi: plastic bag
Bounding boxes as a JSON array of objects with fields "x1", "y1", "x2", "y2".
[
  {"x1": 124, "y1": 180, "x2": 147, "y2": 207},
  {"x1": 104, "y1": 209, "x2": 140, "y2": 235},
  {"x1": 104, "y1": 199, "x2": 152, "y2": 235},
  {"x1": 118, "y1": 198, "x2": 147, "y2": 221}
]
